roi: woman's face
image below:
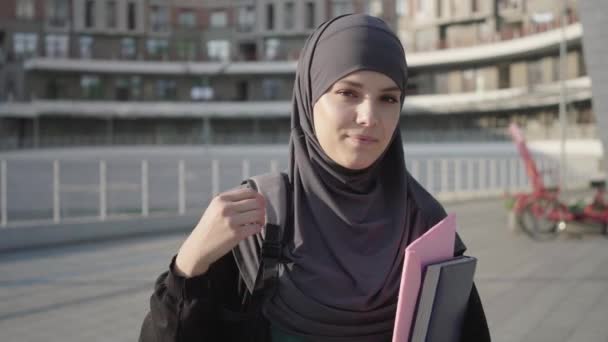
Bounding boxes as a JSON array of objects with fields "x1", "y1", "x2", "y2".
[{"x1": 313, "y1": 70, "x2": 402, "y2": 170}]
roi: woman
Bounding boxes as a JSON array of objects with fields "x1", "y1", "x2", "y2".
[{"x1": 139, "y1": 14, "x2": 490, "y2": 341}]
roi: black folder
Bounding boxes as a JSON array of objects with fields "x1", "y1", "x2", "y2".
[{"x1": 410, "y1": 256, "x2": 477, "y2": 342}]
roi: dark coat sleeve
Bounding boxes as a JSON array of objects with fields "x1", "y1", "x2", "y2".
[{"x1": 138, "y1": 252, "x2": 245, "y2": 342}]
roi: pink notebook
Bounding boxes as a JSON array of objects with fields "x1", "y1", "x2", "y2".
[{"x1": 392, "y1": 213, "x2": 457, "y2": 342}]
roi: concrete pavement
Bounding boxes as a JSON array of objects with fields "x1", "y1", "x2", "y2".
[{"x1": 0, "y1": 196, "x2": 607, "y2": 342}]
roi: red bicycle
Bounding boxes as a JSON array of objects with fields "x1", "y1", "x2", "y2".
[{"x1": 507, "y1": 123, "x2": 608, "y2": 240}]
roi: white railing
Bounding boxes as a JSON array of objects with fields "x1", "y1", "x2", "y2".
[{"x1": 0, "y1": 154, "x2": 594, "y2": 228}]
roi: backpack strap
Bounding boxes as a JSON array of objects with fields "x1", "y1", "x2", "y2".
[{"x1": 232, "y1": 172, "x2": 291, "y2": 297}]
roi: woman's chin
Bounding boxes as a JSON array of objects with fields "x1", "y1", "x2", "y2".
[{"x1": 338, "y1": 156, "x2": 376, "y2": 170}]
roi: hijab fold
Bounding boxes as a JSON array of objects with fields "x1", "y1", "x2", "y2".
[{"x1": 262, "y1": 14, "x2": 412, "y2": 341}]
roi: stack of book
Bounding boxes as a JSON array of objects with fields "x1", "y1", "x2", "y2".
[{"x1": 392, "y1": 214, "x2": 477, "y2": 342}]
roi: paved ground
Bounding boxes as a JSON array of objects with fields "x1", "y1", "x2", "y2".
[{"x1": 1, "y1": 196, "x2": 607, "y2": 342}]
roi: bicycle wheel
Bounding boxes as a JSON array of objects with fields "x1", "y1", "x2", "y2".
[{"x1": 518, "y1": 198, "x2": 559, "y2": 241}]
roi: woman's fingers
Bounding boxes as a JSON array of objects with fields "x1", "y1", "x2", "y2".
[
  {"x1": 227, "y1": 196, "x2": 265, "y2": 214},
  {"x1": 217, "y1": 187, "x2": 259, "y2": 202},
  {"x1": 230, "y1": 209, "x2": 266, "y2": 228}
]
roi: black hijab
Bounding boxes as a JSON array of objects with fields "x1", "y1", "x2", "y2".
[{"x1": 263, "y1": 14, "x2": 411, "y2": 341}]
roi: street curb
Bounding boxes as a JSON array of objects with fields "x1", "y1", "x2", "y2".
[{"x1": 0, "y1": 214, "x2": 199, "y2": 253}]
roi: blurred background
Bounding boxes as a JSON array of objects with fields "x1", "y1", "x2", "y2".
[{"x1": 0, "y1": 1, "x2": 607, "y2": 341}]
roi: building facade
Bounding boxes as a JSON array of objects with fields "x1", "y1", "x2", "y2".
[{"x1": 0, "y1": 0, "x2": 594, "y2": 148}]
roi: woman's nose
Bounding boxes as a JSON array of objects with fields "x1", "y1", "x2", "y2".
[{"x1": 355, "y1": 100, "x2": 378, "y2": 127}]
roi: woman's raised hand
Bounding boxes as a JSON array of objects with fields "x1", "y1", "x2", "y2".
[{"x1": 175, "y1": 187, "x2": 266, "y2": 278}]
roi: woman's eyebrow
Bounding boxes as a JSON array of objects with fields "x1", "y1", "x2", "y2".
[{"x1": 336, "y1": 80, "x2": 400, "y2": 92}]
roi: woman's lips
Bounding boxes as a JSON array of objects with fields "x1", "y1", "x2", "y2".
[{"x1": 349, "y1": 134, "x2": 378, "y2": 144}]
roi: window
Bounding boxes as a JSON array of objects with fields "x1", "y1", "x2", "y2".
[
  {"x1": 437, "y1": 0, "x2": 443, "y2": 18},
  {"x1": 264, "y1": 38, "x2": 280, "y2": 60},
  {"x1": 13, "y1": 33, "x2": 38, "y2": 59},
  {"x1": 266, "y1": 4, "x2": 274, "y2": 30},
  {"x1": 368, "y1": 0, "x2": 383, "y2": 17},
  {"x1": 81, "y1": 75, "x2": 103, "y2": 99},
  {"x1": 306, "y1": 2, "x2": 316, "y2": 29},
  {"x1": 176, "y1": 39, "x2": 197, "y2": 60},
  {"x1": 156, "y1": 79, "x2": 177, "y2": 100},
  {"x1": 121, "y1": 37, "x2": 136, "y2": 59},
  {"x1": 284, "y1": 3, "x2": 295, "y2": 30},
  {"x1": 237, "y1": 6, "x2": 255, "y2": 32},
  {"x1": 262, "y1": 79, "x2": 281, "y2": 100},
  {"x1": 79, "y1": 36, "x2": 93, "y2": 58},
  {"x1": 149, "y1": 6, "x2": 169, "y2": 32},
  {"x1": 115, "y1": 76, "x2": 140, "y2": 101},
  {"x1": 47, "y1": 0, "x2": 69, "y2": 27},
  {"x1": 210, "y1": 10, "x2": 227, "y2": 28},
  {"x1": 85, "y1": 0, "x2": 95, "y2": 28},
  {"x1": 498, "y1": 64, "x2": 510, "y2": 89},
  {"x1": 106, "y1": 1, "x2": 117, "y2": 29},
  {"x1": 178, "y1": 9, "x2": 196, "y2": 29},
  {"x1": 498, "y1": 0, "x2": 520, "y2": 10},
  {"x1": 332, "y1": 0, "x2": 354, "y2": 17},
  {"x1": 16, "y1": 0, "x2": 35, "y2": 19},
  {"x1": 207, "y1": 40, "x2": 230, "y2": 62},
  {"x1": 396, "y1": 0, "x2": 408, "y2": 16},
  {"x1": 527, "y1": 59, "x2": 542, "y2": 87},
  {"x1": 45, "y1": 34, "x2": 69, "y2": 58},
  {"x1": 127, "y1": 2, "x2": 137, "y2": 30},
  {"x1": 472, "y1": 0, "x2": 479, "y2": 13},
  {"x1": 462, "y1": 69, "x2": 476, "y2": 92},
  {"x1": 191, "y1": 78, "x2": 214, "y2": 101},
  {"x1": 147, "y1": 38, "x2": 169, "y2": 60}
]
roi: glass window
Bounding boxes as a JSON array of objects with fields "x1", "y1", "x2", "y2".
[
  {"x1": 266, "y1": 4, "x2": 274, "y2": 30},
  {"x1": 106, "y1": 0, "x2": 117, "y2": 29},
  {"x1": 131, "y1": 76, "x2": 141, "y2": 99},
  {"x1": 81, "y1": 75, "x2": 103, "y2": 99},
  {"x1": 368, "y1": 0, "x2": 383, "y2": 17},
  {"x1": 127, "y1": 1, "x2": 137, "y2": 30},
  {"x1": 332, "y1": 0, "x2": 354, "y2": 17},
  {"x1": 13, "y1": 33, "x2": 38, "y2": 59},
  {"x1": 306, "y1": 2, "x2": 316, "y2": 29},
  {"x1": 191, "y1": 78, "x2": 214, "y2": 101},
  {"x1": 177, "y1": 39, "x2": 197, "y2": 60},
  {"x1": 85, "y1": 0, "x2": 95, "y2": 28},
  {"x1": 79, "y1": 36, "x2": 93, "y2": 58},
  {"x1": 462, "y1": 69, "x2": 476, "y2": 92},
  {"x1": 237, "y1": 6, "x2": 255, "y2": 32},
  {"x1": 115, "y1": 76, "x2": 140, "y2": 101},
  {"x1": 121, "y1": 37, "x2": 136, "y2": 59},
  {"x1": 210, "y1": 10, "x2": 227, "y2": 28},
  {"x1": 498, "y1": 0, "x2": 520, "y2": 10},
  {"x1": 147, "y1": 38, "x2": 169, "y2": 60},
  {"x1": 178, "y1": 9, "x2": 196, "y2": 29},
  {"x1": 47, "y1": 0, "x2": 69, "y2": 27},
  {"x1": 527, "y1": 59, "x2": 542, "y2": 87},
  {"x1": 396, "y1": 0, "x2": 408, "y2": 16},
  {"x1": 149, "y1": 6, "x2": 169, "y2": 32},
  {"x1": 156, "y1": 79, "x2": 177, "y2": 100},
  {"x1": 45, "y1": 34, "x2": 69, "y2": 58},
  {"x1": 472, "y1": 0, "x2": 479, "y2": 13},
  {"x1": 284, "y1": 2, "x2": 295, "y2": 30},
  {"x1": 207, "y1": 40, "x2": 230, "y2": 62},
  {"x1": 264, "y1": 38, "x2": 280, "y2": 60},
  {"x1": 16, "y1": 0, "x2": 35, "y2": 19},
  {"x1": 262, "y1": 79, "x2": 281, "y2": 100}
]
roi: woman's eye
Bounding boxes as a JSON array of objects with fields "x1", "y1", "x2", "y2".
[
  {"x1": 382, "y1": 95, "x2": 399, "y2": 104},
  {"x1": 337, "y1": 90, "x2": 356, "y2": 98}
]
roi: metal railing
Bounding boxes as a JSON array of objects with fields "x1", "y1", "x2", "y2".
[{"x1": 0, "y1": 154, "x2": 594, "y2": 228}]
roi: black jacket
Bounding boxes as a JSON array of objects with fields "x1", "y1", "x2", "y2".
[{"x1": 139, "y1": 177, "x2": 491, "y2": 342}]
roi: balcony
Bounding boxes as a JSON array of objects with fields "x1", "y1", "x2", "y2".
[
  {"x1": 0, "y1": 77, "x2": 590, "y2": 118},
  {"x1": 23, "y1": 23, "x2": 582, "y2": 73}
]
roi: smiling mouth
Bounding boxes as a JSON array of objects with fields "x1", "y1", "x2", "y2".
[{"x1": 348, "y1": 135, "x2": 378, "y2": 144}]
